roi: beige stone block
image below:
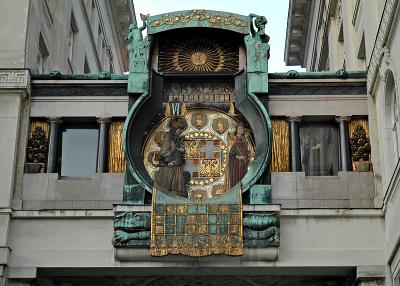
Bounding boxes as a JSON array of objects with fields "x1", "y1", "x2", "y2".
[
  {"x1": 298, "y1": 199, "x2": 323, "y2": 208},
  {"x1": 21, "y1": 174, "x2": 49, "y2": 201},
  {"x1": 0, "y1": 95, "x2": 21, "y2": 116}
]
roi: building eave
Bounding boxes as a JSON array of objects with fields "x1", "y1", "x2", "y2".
[{"x1": 284, "y1": 0, "x2": 312, "y2": 67}]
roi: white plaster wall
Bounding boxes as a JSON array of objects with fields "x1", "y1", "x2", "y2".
[
  {"x1": 7, "y1": 211, "x2": 386, "y2": 270},
  {"x1": 267, "y1": 94, "x2": 368, "y2": 116},
  {"x1": 279, "y1": 212, "x2": 386, "y2": 266},
  {"x1": 29, "y1": 95, "x2": 128, "y2": 117}
]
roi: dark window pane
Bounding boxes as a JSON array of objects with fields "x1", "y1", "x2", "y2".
[
  {"x1": 300, "y1": 124, "x2": 339, "y2": 176},
  {"x1": 61, "y1": 124, "x2": 99, "y2": 177}
]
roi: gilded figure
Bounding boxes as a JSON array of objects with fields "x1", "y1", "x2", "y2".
[
  {"x1": 226, "y1": 123, "x2": 252, "y2": 189},
  {"x1": 154, "y1": 118, "x2": 187, "y2": 197}
]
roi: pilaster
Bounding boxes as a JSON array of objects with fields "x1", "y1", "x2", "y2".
[
  {"x1": 0, "y1": 69, "x2": 31, "y2": 286},
  {"x1": 336, "y1": 116, "x2": 352, "y2": 171},
  {"x1": 288, "y1": 116, "x2": 302, "y2": 172},
  {"x1": 46, "y1": 117, "x2": 62, "y2": 173},
  {"x1": 97, "y1": 117, "x2": 111, "y2": 173}
]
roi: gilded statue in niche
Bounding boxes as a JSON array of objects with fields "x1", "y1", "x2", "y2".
[{"x1": 154, "y1": 118, "x2": 188, "y2": 197}]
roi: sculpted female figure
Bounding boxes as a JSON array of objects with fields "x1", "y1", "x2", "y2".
[
  {"x1": 155, "y1": 119, "x2": 186, "y2": 197},
  {"x1": 227, "y1": 123, "x2": 251, "y2": 189}
]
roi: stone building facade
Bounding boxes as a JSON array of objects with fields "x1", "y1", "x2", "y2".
[
  {"x1": 0, "y1": 0, "x2": 135, "y2": 73},
  {"x1": 286, "y1": 0, "x2": 400, "y2": 284},
  {"x1": 0, "y1": 2, "x2": 394, "y2": 286}
]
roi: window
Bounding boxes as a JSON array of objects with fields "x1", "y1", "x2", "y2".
[
  {"x1": 68, "y1": 13, "x2": 78, "y2": 71},
  {"x1": 37, "y1": 33, "x2": 49, "y2": 73},
  {"x1": 60, "y1": 123, "x2": 99, "y2": 177},
  {"x1": 300, "y1": 123, "x2": 339, "y2": 176},
  {"x1": 84, "y1": 57, "x2": 90, "y2": 73},
  {"x1": 384, "y1": 71, "x2": 400, "y2": 174}
]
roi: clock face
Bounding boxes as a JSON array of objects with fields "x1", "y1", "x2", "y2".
[{"x1": 142, "y1": 108, "x2": 254, "y2": 199}]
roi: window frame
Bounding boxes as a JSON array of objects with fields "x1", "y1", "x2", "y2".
[
  {"x1": 58, "y1": 121, "x2": 100, "y2": 178},
  {"x1": 299, "y1": 120, "x2": 340, "y2": 176},
  {"x1": 384, "y1": 70, "x2": 400, "y2": 177}
]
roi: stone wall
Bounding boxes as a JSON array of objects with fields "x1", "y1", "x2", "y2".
[{"x1": 272, "y1": 172, "x2": 375, "y2": 208}]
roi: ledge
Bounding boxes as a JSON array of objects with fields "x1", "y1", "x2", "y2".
[
  {"x1": 281, "y1": 208, "x2": 383, "y2": 217},
  {"x1": 115, "y1": 247, "x2": 279, "y2": 262},
  {"x1": 113, "y1": 204, "x2": 281, "y2": 213},
  {"x1": 12, "y1": 209, "x2": 114, "y2": 218},
  {"x1": 10, "y1": 208, "x2": 383, "y2": 218}
]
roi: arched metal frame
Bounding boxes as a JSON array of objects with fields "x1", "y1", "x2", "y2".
[{"x1": 124, "y1": 12, "x2": 271, "y2": 194}]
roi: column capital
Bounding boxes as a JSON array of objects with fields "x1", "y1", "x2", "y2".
[
  {"x1": 47, "y1": 117, "x2": 63, "y2": 124},
  {"x1": 97, "y1": 117, "x2": 112, "y2": 124},
  {"x1": 287, "y1": 116, "x2": 302, "y2": 123},
  {"x1": 335, "y1": 116, "x2": 351, "y2": 122}
]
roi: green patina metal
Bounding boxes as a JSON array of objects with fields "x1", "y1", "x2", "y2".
[
  {"x1": 147, "y1": 10, "x2": 250, "y2": 35},
  {"x1": 243, "y1": 212, "x2": 280, "y2": 247},
  {"x1": 112, "y1": 212, "x2": 151, "y2": 246},
  {"x1": 31, "y1": 71, "x2": 128, "y2": 80},
  {"x1": 269, "y1": 69, "x2": 366, "y2": 79},
  {"x1": 249, "y1": 185, "x2": 271, "y2": 204},
  {"x1": 120, "y1": 10, "x2": 279, "y2": 252},
  {"x1": 112, "y1": 211, "x2": 280, "y2": 248},
  {"x1": 122, "y1": 91, "x2": 153, "y2": 198},
  {"x1": 235, "y1": 14, "x2": 272, "y2": 202},
  {"x1": 126, "y1": 15, "x2": 152, "y2": 94}
]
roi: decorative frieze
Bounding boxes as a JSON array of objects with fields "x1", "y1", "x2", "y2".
[{"x1": 0, "y1": 70, "x2": 30, "y2": 90}]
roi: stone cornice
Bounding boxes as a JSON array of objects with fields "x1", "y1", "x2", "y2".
[
  {"x1": 284, "y1": 0, "x2": 313, "y2": 66},
  {"x1": 367, "y1": 0, "x2": 400, "y2": 94}
]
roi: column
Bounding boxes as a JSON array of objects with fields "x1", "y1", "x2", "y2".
[
  {"x1": 288, "y1": 116, "x2": 302, "y2": 172},
  {"x1": 336, "y1": 116, "x2": 351, "y2": 171},
  {"x1": 46, "y1": 117, "x2": 62, "y2": 173},
  {"x1": 97, "y1": 117, "x2": 111, "y2": 173},
  {"x1": 0, "y1": 69, "x2": 30, "y2": 285}
]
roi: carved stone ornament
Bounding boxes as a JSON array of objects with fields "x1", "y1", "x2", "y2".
[{"x1": 0, "y1": 70, "x2": 30, "y2": 90}]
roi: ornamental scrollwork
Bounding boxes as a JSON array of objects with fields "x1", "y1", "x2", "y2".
[
  {"x1": 149, "y1": 10, "x2": 248, "y2": 28},
  {"x1": 243, "y1": 212, "x2": 280, "y2": 247},
  {"x1": 112, "y1": 212, "x2": 151, "y2": 246}
]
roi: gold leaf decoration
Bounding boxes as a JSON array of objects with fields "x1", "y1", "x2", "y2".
[
  {"x1": 108, "y1": 121, "x2": 126, "y2": 173},
  {"x1": 159, "y1": 37, "x2": 238, "y2": 73}
]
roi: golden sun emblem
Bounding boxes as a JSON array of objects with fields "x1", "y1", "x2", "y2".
[
  {"x1": 191, "y1": 52, "x2": 207, "y2": 66},
  {"x1": 158, "y1": 37, "x2": 238, "y2": 73}
]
